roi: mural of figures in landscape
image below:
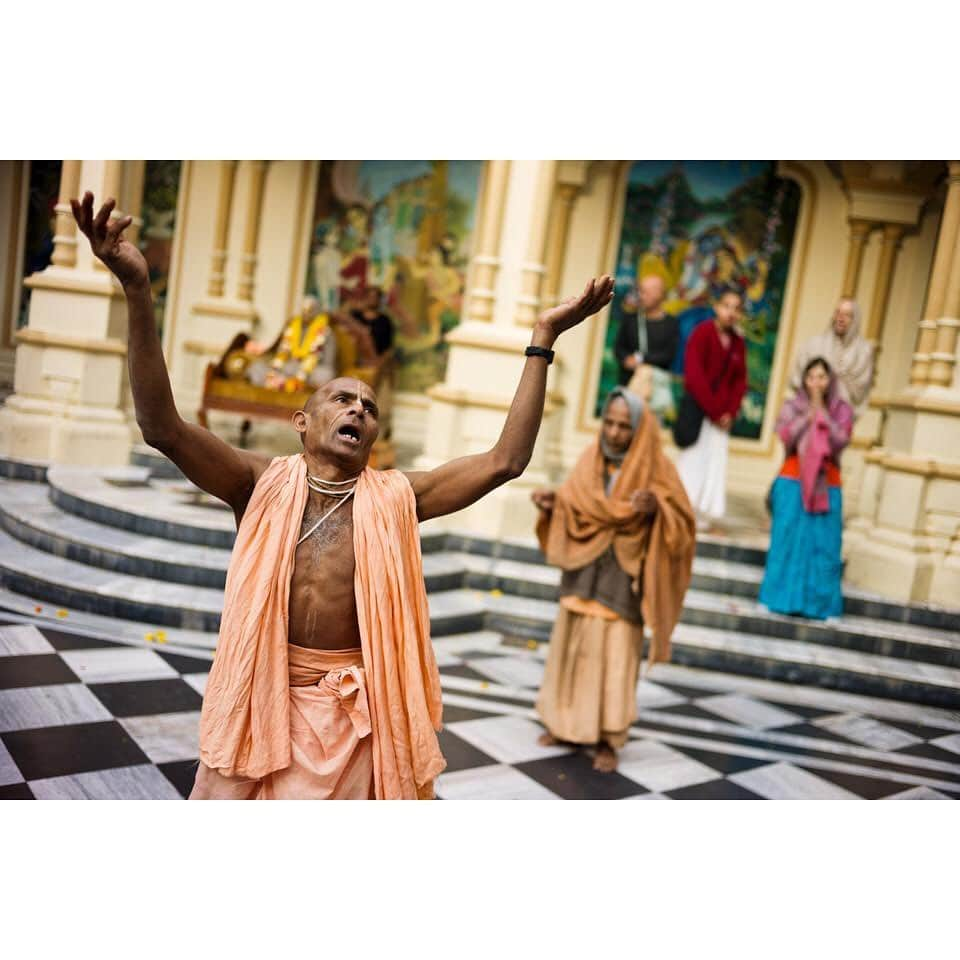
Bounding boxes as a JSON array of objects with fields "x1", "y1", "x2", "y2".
[
  {"x1": 306, "y1": 160, "x2": 483, "y2": 392},
  {"x1": 599, "y1": 161, "x2": 801, "y2": 439}
]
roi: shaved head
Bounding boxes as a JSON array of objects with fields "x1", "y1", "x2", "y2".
[{"x1": 306, "y1": 377, "x2": 378, "y2": 413}]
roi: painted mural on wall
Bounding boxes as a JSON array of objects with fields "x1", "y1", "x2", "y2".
[
  {"x1": 305, "y1": 160, "x2": 483, "y2": 392},
  {"x1": 598, "y1": 161, "x2": 801, "y2": 439}
]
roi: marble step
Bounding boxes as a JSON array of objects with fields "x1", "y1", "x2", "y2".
[
  {"x1": 5, "y1": 478, "x2": 960, "y2": 662},
  {"x1": 0, "y1": 454, "x2": 48, "y2": 483},
  {"x1": 2, "y1": 556, "x2": 957, "y2": 710},
  {"x1": 129, "y1": 444, "x2": 185, "y2": 480},
  {"x1": 42, "y1": 463, "x2": 960, "y2": 634},
  {"x1": 0, "y1": 480, "x2": 232, "y2": 589},
  {"x1": 3, "y1": 475, "x2": 959, "y2": 654},
  {"x1": 47, "y1": 464, "x2": 236, "y2": 548}
]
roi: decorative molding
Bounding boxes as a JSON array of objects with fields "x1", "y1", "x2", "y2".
[
  {"x1": 427, "y1": 382, "x2": 564, "y2": 415},
  {"x1": 23, "y1": 270, "x2": 122, "y2": 299},
  {"x1": 15, "y1": 327, "x2": 126, "y2": 357},
  {"x1": 864, "y1": 448, "x2": 960, "y2": 481},
  {"x1": 884, "y1": 391, "x2": 960, "y2": 416}
]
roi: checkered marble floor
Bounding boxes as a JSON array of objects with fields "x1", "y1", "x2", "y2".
[{"x1": 1, "y1": 615, "x2": 959, "y2": 800}]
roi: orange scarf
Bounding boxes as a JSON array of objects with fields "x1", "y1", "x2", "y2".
[
  {"x1": 537, "y1": 410, "x2": 696, "y2": 664},
  {"x1": 198, "y1": 455, "x2": 444, "y2": 798}
]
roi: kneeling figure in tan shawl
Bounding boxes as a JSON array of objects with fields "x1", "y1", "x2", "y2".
[
  {"x1": 533, "y1": 387, "x2": 696, "y2": 772},
  {"x1": 72, "y1": 190, "x2": 616, "y2": 799}
]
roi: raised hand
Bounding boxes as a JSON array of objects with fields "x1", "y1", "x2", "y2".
[
  {"x1": 536, "y1": 276, "x2": 614, "y2": 342},
  {"x1": 71, "y1": 191, "x2": 149, "y2": 290},
  {"x1": 531, "y1": 489, "x2": 556, "y2": 512}
]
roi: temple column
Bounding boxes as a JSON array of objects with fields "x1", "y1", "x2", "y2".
[
  {"x1": 927, "y1": 166, "x2": 960, "y2": 388},
  {"x1": 540, "y1": 162, "x2": 589, "y2": 310},
  {"x1": 910, "y1": 161, "x2": 960, "y2": 385},
  {"x1": 50, "y1": 161, "x2": 81, "y2": 269},
  {"x1": 864, "y1": 223, "x2": 906, "y2": 347},
  {"x1": 841, "y1": 218, "x2": 875, "y2": 299},
  {"x1": 0, "y1": 160, "x2": 135, "y2": 466},
  {"x1": 845, "y1": 162, "x2": 960, "y2": 606},
  {"x1": 462, "y1": 160, "x2": 510, "y2": 324},
  {"x1": 416, "y1": 160, "x2": 569, "y2": 539},
  {"x1": 235, "y1": 160, "x2": 267, "y2": 305}
]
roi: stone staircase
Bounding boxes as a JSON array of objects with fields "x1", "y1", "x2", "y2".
[{"x1": 0, "y1": 451, "x2": 958, "y2": 709}]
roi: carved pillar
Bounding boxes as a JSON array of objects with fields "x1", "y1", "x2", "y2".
[
  {"x1": 92, "y1": 161, "x2": 124, "y2": 273},
  {"x1": 207, "y1": 160, "x2": 238, "y2": 298},
  {"x1": 464, "y1": 160, "x2": 511, "y2": 324},
  {"x1": 236, "y1": 160, "x2": 267, "y2": 304},
  {"x1": 541, "y1": 181, "x2": 582, "y2": 310},
  {"x1": 514, "y1": 160, "x2": 557, "y2": 327},
  {"x1": 865, "y1": 222, "x2": 906, "y2": 345},
  {"x1": 910, "y1": 161, "x2": 960, "y2": 385},
  {"x1": 842, "y1": 218, "x2": 875, "y2": 299},
  {"x1": 50, "y1": 161, "x2": 82, "y2": 269}
]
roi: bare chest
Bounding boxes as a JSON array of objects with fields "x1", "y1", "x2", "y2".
[{"x1": 291, "y1": 501, "x2": 356, "y2": 586}]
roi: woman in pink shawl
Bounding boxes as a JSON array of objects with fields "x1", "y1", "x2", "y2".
[{"x1": 759, "y1": 357, "x2": 853, "y2": 619}]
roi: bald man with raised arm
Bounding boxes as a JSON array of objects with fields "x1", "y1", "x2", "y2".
[{"x1": 72, "y1": 192, "x2": 614, "y2": 800}]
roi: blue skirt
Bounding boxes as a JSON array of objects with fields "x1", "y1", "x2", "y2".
[{"x1": 759, "y1": 477, "x2": 843, "y2": 620}]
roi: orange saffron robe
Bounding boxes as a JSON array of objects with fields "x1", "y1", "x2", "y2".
[{"x1": 197, "y1": 455, "x2": 445, "y2": 799}]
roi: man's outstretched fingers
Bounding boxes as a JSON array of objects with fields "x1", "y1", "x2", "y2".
[
  {"x1": 93, "y1": 198, "x2": 116, "y2": 236},
  {"x1": 106, "y1": 214, "x2": 133, "y2": 239}
]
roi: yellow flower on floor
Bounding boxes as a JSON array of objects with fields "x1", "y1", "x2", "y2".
[
  {"x1": 145, "y1": 633, "x2": 155, "y2": 642},
  {"x1": 56, "y1": 609, "x2": 68, "y2": 618},
  {"x1": 490, "y1": 589, "x2": 503, "y2": 597}
]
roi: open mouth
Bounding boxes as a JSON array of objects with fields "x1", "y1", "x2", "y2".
[{"x1": 337, "y1": 423, "x2": 362, "y2": 446}]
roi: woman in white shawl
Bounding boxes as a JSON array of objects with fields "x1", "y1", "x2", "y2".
[{"x1": 789, "y1": 298, "x2": 874, "y2": 416}]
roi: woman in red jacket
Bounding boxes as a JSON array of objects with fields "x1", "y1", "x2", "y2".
[{"x1": 676, "y1": 286, "x2": 747, "y2": 530}]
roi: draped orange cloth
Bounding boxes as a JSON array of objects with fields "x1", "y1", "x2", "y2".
[
  {"x1": 536, "y1": 409, "x2": 696, "y2": 664},
  {"x1": 198, "y1": 454, "x2": 444, "y2": 799}
]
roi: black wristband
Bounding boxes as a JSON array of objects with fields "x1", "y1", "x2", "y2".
[{"x1": 524, "y1": 345, "x2": 555, "y2": 364}]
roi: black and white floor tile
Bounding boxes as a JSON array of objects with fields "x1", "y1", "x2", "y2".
[{"x1": 1, "y1": 616, "x2": 959, "y2": 800}]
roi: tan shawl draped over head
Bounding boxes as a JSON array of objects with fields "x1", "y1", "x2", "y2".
[
  {"x1": 536, "y1": 409, "x2": 696, "y2": 664},
  {"x1": 199, "y1": 454, "x2": 444, "y2": 799},
  {"x1": 789, "y1": 302, "x2": 874, "y2": 413}
]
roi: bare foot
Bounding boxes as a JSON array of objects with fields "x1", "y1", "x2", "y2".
[
  {"x1": 592, "y1": 743, "x2": 618, "y2": 773},
  {"x1": 538, "y1": 732, "x2": 560, "y2": 747}
]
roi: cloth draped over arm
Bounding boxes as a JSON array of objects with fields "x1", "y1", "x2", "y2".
[
  {"x1": 198, "y1": 454, "x2": 444, "y2": 798},
  {"x1": 353, "y1": 468, "x2": 445, "y2": 800},
  {"x1": 536, "y1": 409, "x2": 696, "y2": 665}
]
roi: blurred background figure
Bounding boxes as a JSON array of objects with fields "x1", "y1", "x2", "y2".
[
  {"x1": 760, "y1": 357, "x2": 853, "y2": 619},
  {"x1": 615, "y1": 274, "x2": 679, "y2": 420},
  {"x1": 789, "y1": 298, "x2": 874, "y2": 416},
  {"x1": 674, "y1": 286, "x2": 747, "y2": 532}
]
